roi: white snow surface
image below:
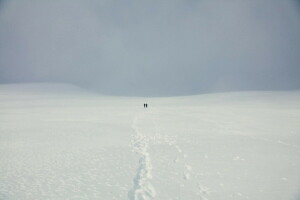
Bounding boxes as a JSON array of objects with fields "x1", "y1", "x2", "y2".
[{"x1": 0, "y1": 83, "x2": 300, "y2": 200}]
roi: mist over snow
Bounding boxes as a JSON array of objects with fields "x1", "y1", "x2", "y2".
[
  {"x1": 1, "y1": 1, "x2": 300, "y2": 199},
  {"x1": 0, "y1": 0, "x2": 300, "y2": 95}
]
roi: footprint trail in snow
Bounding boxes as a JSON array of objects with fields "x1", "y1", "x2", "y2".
[
  {"x1": 129, "y1": 110, "x2": 210, "y2": 200},
  {"x1": 129, "y1": 114, "x2": 156, "y2": 200}
]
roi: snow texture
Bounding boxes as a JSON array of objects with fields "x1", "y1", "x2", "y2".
[{"x1": 0, "y1": 83, "x2": 300, "y2": 200}]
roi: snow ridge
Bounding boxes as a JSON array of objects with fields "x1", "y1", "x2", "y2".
[{"x1": 129, "y1": 114, "x2": 156, "y2": 200}]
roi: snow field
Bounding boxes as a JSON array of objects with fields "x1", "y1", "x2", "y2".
[{"x1": 0, "y1": 83, "x2": 300, "y2": 200}]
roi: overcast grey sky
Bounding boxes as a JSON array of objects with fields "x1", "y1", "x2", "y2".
[{"x1": 0, "y1": 0, "x2": 299, "y2": 96}]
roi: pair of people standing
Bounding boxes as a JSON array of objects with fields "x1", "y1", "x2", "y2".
[{"x1": 143, "y1": 103, "x2": 148, "y2": 108}]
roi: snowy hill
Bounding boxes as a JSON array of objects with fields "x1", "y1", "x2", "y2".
[
  {"x1": 0, "y1": 83, "x2": 299, "y2": 200},
  {"x1": 0, "y1": 82, "x2": 94, "y2": 99}
]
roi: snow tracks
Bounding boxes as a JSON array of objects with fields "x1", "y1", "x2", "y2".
[
  {"x1": 129, "y1": 113, "x2": 156, "y2": 200},
  {"x1": 128, "y1": 110, "x2": 210, "y2": 200}
]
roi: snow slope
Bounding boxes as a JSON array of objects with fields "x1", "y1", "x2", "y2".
[{"x1": 0, "y1": 83, "x2": 299, "y2": 200}]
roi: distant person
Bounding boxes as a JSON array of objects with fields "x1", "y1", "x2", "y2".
[
  {"x1": 143, "y1": 103, "x2": 145, "y2": 108},
  {"x1": 146, "y1": 103, "x2": 148, "y2": 108}
]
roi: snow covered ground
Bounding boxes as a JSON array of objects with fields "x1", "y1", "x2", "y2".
[{"x1": 0, "y1": 83, "x2": 299, "y2": 200}]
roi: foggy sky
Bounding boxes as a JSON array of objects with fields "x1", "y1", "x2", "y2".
[{"x1": 0, "y1": 0, "x2": 300, "y2": 96}]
